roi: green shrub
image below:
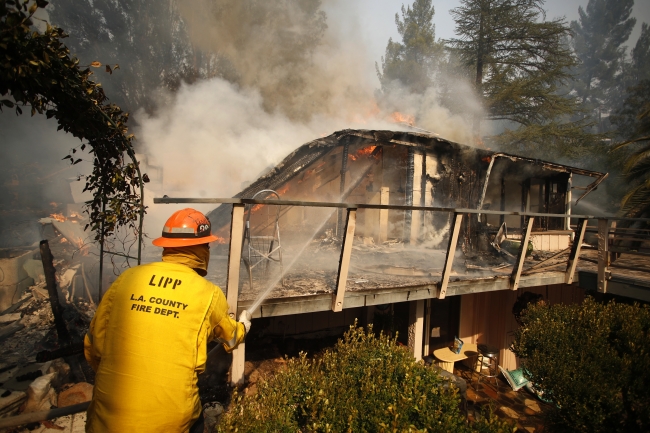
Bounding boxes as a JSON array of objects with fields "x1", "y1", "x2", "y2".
[
  {"x1": 217, "y1": 324, "x2": 511, "y2": 433},
  {"x1": 511, "y1": 297, "x2": 650, "y2": 433}
]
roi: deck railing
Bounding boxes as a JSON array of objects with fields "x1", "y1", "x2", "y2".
[{"x1": 154, "y1": 197, "x2": 650, "y2": 307}]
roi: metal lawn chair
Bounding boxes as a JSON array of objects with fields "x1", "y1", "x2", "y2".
[{"x1": 242, "y1": 189, "x2": 284, "y2": 291}]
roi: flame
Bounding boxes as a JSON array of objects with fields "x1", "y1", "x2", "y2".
[
  {"x1": 357, "y1": 145, "x2": 376, "y2": 157},
  {"x1": 348, "y1": 145, "x2": 378, "y2": 162},
  {"x1": 212, "y1": 235, "x2": 227, "y2": 244},
  {"x1": 49, "y1": 202, "x2": 58, "y2": 208},
  {"x1": 50, "y1": 213, "x2": 66, "y2": 222},
  {"x1": 390, "y1": 112, "x2": 415, "y2": 126},
  {"x1": 251, "y1": 204, "x2": 264, "y2": 212}
]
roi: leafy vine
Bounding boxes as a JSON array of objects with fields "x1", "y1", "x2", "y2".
[{"x1": 0, "y1": 0, "x2": 146, "y2": 242}]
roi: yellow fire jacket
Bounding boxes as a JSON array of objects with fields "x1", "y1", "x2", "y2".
[{"x1": 84, "y1": 261, "x2": 245, "y2": 432}]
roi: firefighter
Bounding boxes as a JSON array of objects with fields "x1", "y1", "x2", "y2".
[{"x1": 84, "y1": 208, "x2": 251, "y2": 432}]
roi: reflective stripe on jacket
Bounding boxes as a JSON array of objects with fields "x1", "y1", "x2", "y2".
[{"x1": 84, "y1": 261, "x2": 245, "y2": 432}]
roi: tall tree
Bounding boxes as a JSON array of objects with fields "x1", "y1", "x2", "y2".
[
  {"x1": 376, "y1": 0, "x2": 444, "y2": 95},
  {"x1": 48, "y1": 0, "x2": 202, "y2": 113},
  {"x1": 570, "y1": 0, "x2": 636, "y2": 133},
  {"x1": 612, "y1": 23, "x2": 650, "y2": 136},
  {"x1": 449, "y1": 0, "x2": 588, "y2": 155},
  {"x1": 611, "y1": 86, "x2": 650, "y2": 217},
  {"x1": 50, "y1": 0, "x2": 328, "y2": 120},
  {"x1": 630, "y1": 23, "x2": 650, "y2": 84}
]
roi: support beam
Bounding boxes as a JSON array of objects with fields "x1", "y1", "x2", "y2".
[
  {"x1": 510, "y1": 217, "x2": 534, "y2": 291},
  {"x1": 408, "y1": 300, "x2": 425, "y2": 361},
  {"x1": 379, "y1": 187, "x2": 389, "y2": 243},
  {"x1": 565, "y1": 218, "x2": 587, "y2": 284},
  {"x1": 597, "y1": 218, "x2": 610, "y2": 293},
  {"x1": 566, "y1": 174, "x2": 572, "y2": 232},
  {"x1": 337, "y1": 142, "x2": 350, "y2": 238},
  {"x1": 439, "y1": 213, "x2": 463, "y2": 299},
  {"x1": 226, "y1": 204, "x2": 246, "y2": 386},
  {"x1": 333, "y1": 208, "x2": 357, "y2": 312},
  {"x1": 410, "y1": 152, "x2": 424, "y2": 244},
  {"x1": 423, "y1": 299, "x2": 432, "y2": 358}
]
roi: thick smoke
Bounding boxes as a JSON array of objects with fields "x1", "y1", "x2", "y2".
[{"x1": 137, "y1": 0, "x2": 483, "y2": 208}]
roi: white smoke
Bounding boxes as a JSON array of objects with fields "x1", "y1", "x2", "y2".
[{"x1": 135, "y1": 0, "x2": 486, "y2": 238}]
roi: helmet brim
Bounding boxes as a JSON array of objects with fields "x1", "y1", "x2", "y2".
[{"x1": 152, "y1": 234, "x2": 221, "y2": 248}]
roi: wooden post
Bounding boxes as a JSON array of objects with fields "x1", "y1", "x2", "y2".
[
  {"x1": 39, "y1": 240, "x2": 70, "y2": 343},
  {"x1": 510, "y1": 217, "x2": 534, "y2": 291},
  {"x1": 597, "y1": 218, "x2": 610, "y2": 293},
  {"x1": 439, "y1": 213, "x2": 463, "y2": 299},
  {"x1": 423, "y1": 299, "x2": 432, "y2": 358},
  {"x1": 565, "y1": 218, "x2": 587, "y2": 284},
  {"x1": 566, "y1": 174, "x2": 572, "y2": 232},
  {"x1": 333, "y1": 209, "x2": 357, "y2": 312},
  {"x1": 410, "y1": 153, "x2": 423, "y2": 244},
  {"x1": 609, "y1": 221, "x2": 618, "y2": 265},
  {"x1": 337, "y1": 142, "x2": 350, "y2": 238},
  {"x1": 379, "y1": 187, "x2": 389, "y2": 243},
  {"x1": 408, "y1": 300, "x2": 425, "y2": 361},
  {"x1": 226, "y1": 204, "x2": 246, "y2": 386}
]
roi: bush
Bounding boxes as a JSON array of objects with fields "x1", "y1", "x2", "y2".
[
  {"x1": 511, "y1": 297, "x2": 650, "y2": 433},
  {"x1": 216, "y1": 324, "x2": 511, "y2": 433}
]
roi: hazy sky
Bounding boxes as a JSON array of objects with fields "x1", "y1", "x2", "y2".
[{"x1": 332, "y1": 0, "x2": 650, "y2": 79}]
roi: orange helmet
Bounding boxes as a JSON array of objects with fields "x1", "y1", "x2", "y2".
[{"x1": 152, "y1": 208, "x2": 220, "y2": 247}]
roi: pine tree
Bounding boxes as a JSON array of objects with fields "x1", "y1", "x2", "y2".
[
  {"x1": 376, "y1": 0, "x2": 444, "y2": 95},
  {"x1": 611, "y1": 81, "x2": 650, "y2": 217},
  {"x1": 570, "y1": 0, "x2": 636, "y2": 133},
  {"x1": 48, "y1": 0, "x2": 200, "y2": 113},
  {"x1": 448, "y1": 0, "x2": 590, "y2": 156},
  {"x1": 612, "y1": 23, "x2": 650, "y2": 136}
]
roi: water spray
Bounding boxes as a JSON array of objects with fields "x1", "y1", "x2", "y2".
[{"x1": 247, "y1": 158, "x2": 376, "y2": 314}]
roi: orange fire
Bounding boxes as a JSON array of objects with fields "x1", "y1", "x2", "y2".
[
  {"x1": 390, "y1": 112, "x2": 415, "y2": 126},
  {"x1": 348, "y1": 145, "x2": 378, "y2": 161},
  {"x1": 251, "y1": 204, "x2": 264, "y2": 213},
  {"x1": 357, "y1": 145, "x2": 377, "y2": 157},
  {"x1": 50, "y1": 213, "x2": 66, "y2": 222},
  {"x1": 212, "y1": 235, "x2": 227, "y2": 244}
]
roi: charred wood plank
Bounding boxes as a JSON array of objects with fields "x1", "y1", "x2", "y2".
[
  {"x1": 510, "y1": 217, "x2": 534, "y2": 291},
  {"x1": 438, "y1": 213, "x2": 463, "y2": 299},
  {"x1": 39, "y1": 240, "x2": 70, "y2": 343},
  {"x1": 565, "y1": 218, "x2": 587, "y2": 284}
]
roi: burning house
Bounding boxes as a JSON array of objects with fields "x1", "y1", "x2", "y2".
[{"x1": 156, "y1": 128, "x2": 622, "y2": 382}]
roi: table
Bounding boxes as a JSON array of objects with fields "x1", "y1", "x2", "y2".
[{"x1": 432, "y1": 343, "x2": 478, "y2": 373}]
